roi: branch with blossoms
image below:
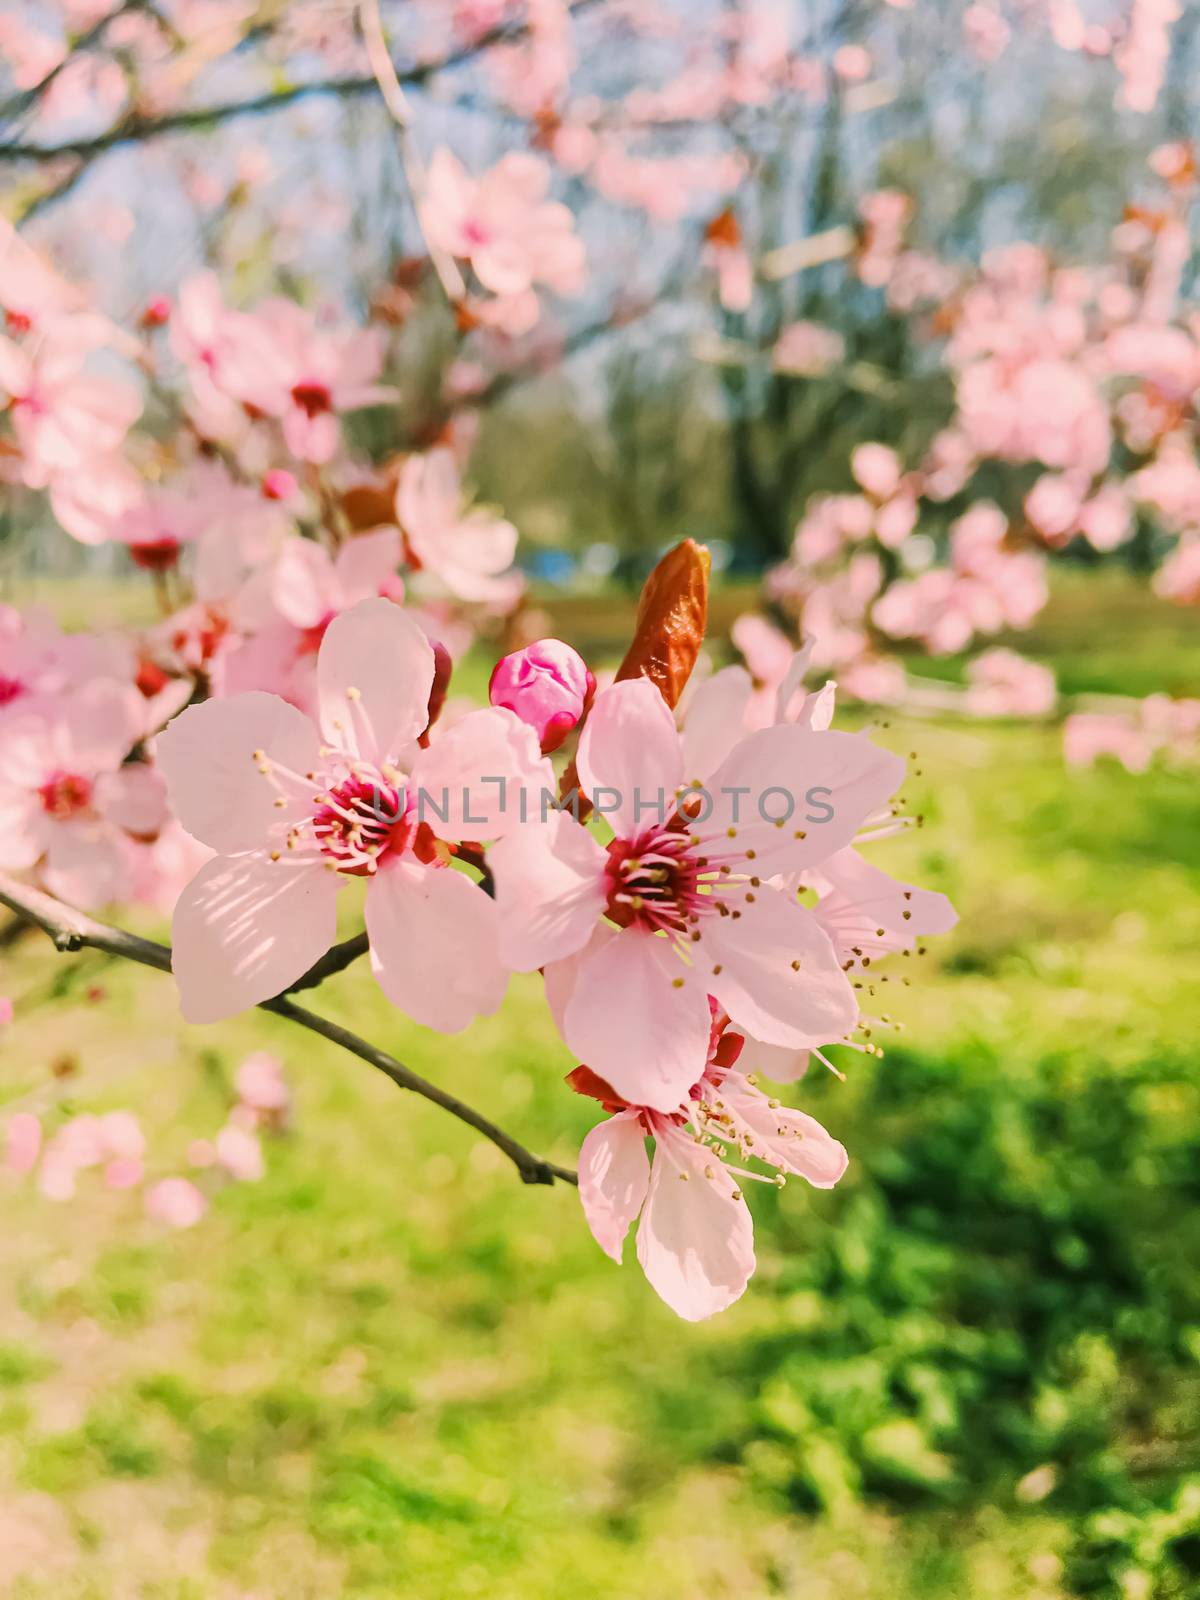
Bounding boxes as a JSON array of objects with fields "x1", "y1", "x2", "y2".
[
  {"x1": 0, "y1": 531, "x2": 957, "y2": 1318},
  {"x1": 0, "y1": 870, "x2": 577, "y2": 1189}
]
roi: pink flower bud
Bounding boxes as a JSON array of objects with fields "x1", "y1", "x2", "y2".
[
  {"x1": 488, "y1": 639, "x2": 594, "y2": 754},
  {"x1": 262, "y1": 468, "x2": 298, "y2": 502},
  {"x1": 140, "y1": 295, "x2": 171, "y2": 329}
]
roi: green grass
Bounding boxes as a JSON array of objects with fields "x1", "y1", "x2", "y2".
[{"x1": 0, "y1": 575, "x2": 1198, "y2": 1596}]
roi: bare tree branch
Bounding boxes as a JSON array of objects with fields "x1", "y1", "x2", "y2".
[
  {"x1": 0, "y1": 0, "x2": 606, "y2": 165},
  {"x1": 0, "y1": 871, "x2": 577, "y2": 1189}
]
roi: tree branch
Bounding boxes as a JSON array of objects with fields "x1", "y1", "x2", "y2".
[
  {"x1": 0, "y1": 0, "x2": 607, "y2": 165},
  {"x1": 0, "y1": 871, "x2": 577, "y2": 1189}
]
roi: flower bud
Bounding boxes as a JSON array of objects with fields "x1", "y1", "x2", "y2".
[
  {"x1": 615, "y1": 538, "x2": 710, "y2": 708},
  {"x1": 489, "y1": 639, "x2": 594, "y2": 753}
]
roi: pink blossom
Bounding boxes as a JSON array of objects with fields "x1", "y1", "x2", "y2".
[
  {"x1": 235, "y1": 1051, "x2": 290, "y2": 1118},
  {"x1": 145, "y1": 1176, "x2": 208, "y2": 1228},
  {"x1": 965, "y1": 649, "x2": 1057, "y2": 717},
  {"x1": 232, "y1": 300, "x2": 396, "y2": 464},
  {"x1": 1154, "y1": 538, "x2": 1200, "y2": 604},
  {"x1": 772, "y1": 320, "x2": 844, "y2": 377},
  {"x1": 851, "y1": 444, "x2": 908, "y2": 499},
  {"x1": 156, "y1": 597, "x2": 551, "y2": 1028},
  {"x1": 1077, "y1": 484, "x2": 1132, "y2": 552},
  {"x1": 0, "y1": 328, "x2": 141, "y2": 491},
  {"x1": 269, "y1": 528, "x2": 401, "y2": 638},
  {"x1": 0, "y1": 680, "x2": 152, "y2": 906},
  {"x1": 489, "y1": 639, "x2": 595, "y2": 753},
  {"x1": 1064, "y1": 712, "x2": 1154, "y2": 773},
  {"x1": 215, "y1": 1123, "x2": 264, "y2": 1182},
  {"x1": 962, "y1": 3, "x2": 1010, "y2": 61},
  {"x1": 396, "y1": 449, "x2": 519, "y2": 601},
  {"x1": 492, "y1": 677, "x2": 903, "y2": 1109},
  {"x1": 6, "y1": 1112, "x2": 40, "y2": 1175},
  {"x1": 574, "y1": 1012, "x2": 847, "y2": 1320},
  {"x1": 421, "y1": 148, "x2": 586, "y2": 299}
]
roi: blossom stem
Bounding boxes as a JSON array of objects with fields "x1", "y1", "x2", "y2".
[{"x1": 0, "y1": 871, "x2": 577, "y2": 1189}]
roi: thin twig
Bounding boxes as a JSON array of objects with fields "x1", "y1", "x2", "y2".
[
  {"x1": 0, "y1": 871, "x2": 576, "y2": 1188},
  {"x1": 360, "y1": 0, "x2": 466, "y2": 304},
  {"x1": 285, "y1": 931, "x2": 370, "y2": 994}
]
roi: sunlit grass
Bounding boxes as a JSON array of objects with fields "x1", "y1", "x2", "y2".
[{"x1": 0, "y1": 576, "x2": 1196, "y2": 1597}]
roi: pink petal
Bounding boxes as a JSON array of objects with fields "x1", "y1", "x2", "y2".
[
  {"x1": 543, "y1": 922, "x2": 615, "y2": 1037},
  {"x1": 490, "y1": 808, "x2": 607, "y2": 971},
  {"x1": 6, "y1": 1112, "x2": 41, "y2": 1175},
  {"x1": 562, "y1": 927, "x2": 711, "y2": 1112},
  {"x1": 365, "y1": 859, "x2": 507, "y2": 1032},
  {"x1": 334, "y1": 525, "x2": 401, "y2": 603},
  {"x1": 736, "y1": 1036, "x2": 810, "y2": 1082},
  {"x1": 60, "y1": 680, "x2": 142, "y2": 772},
  {"x1": 156, "y1": 691, "x2": 320, "y2": 854},
  {"x1": 703, "y1": 886, "x2": 857, "y2": 1049},
  {"x1": 636, "y1": 1127, "x2": 755, "y2": 1321},
  {"x1": 700, "y1": 726, "x2": 905, "y2": 872},
  {"x1": 94, "y1": 763, "x2": 169, "y2": 837},
  {"x1": 171, "y1": 851, "x2": 339, "y2": 1023},
  {"x1": 578, "y1": 1110, "x2": 650, "y2": 1263},
  {"x1": 409, "y1": 707, "x2": 554, "y2": 843},
  {"x1": 0, "y1": 785, "x2": 43, "y2": 869},
  {"x1": 720, "y1": 1077, "x2": 848, "y2": 1188},
  {"x1": 272, "y1": 538, "x2": 336, "y2": 629},
  {"x1": 145, "y1": 1176, "x2": 207, "y2": 1228},
  {"x1": 317, "y1": 596, "x2": 434, "y2": 764},
  {"x1": 576, "y1": 679, "x2": 683, "y2": 840},
  {"x1": 680, "y1": 666, "x2": 754, "y2": 784},
  {"x1": 813, "y1": 847, "x2": 957, "y2": 963},
  {"x1": 42, "y1": 820, "x2": 126, "y2": 909}
]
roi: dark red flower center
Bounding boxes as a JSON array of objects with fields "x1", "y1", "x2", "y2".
[
  {"x1": 0, "y1": 674, "x2": 25, "y2": 707},
  {"x1": 129, "y1": 536, "x2": 181, "y2": 572},
  {"x1": 290, "y1": 381, "x2": 333, "y2": 418},
  {"x1": 604, "y1": 827, "x2": 707, "y2": 933}
]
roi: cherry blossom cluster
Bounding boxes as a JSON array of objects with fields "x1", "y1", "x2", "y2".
[
  {"x1": 5, "y1": 1050, "x2": 290, "y2": 1229},
  {"x1": 760, "y1": 140, "x2": 1200, "y2": 761}
]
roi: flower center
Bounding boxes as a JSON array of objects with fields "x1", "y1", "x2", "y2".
[
  {"x1": 39, "y1": 772, "x2": 93, "y2": 819},
  {"x1": 290, "y1": 380, "x2": 333, "y2": 418},
  {"x1": 604, "y1": 827, "x2": 709, "y2": 933},
  {"x1": 311, "y1": 774, "x2": 406, "y2": 876},
  {"x1": 129, "y1": 536, "x2": 181, "y2": 572},
  {"x1": 0, "y1": 674, "x2": 25, "y2": 707}
]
